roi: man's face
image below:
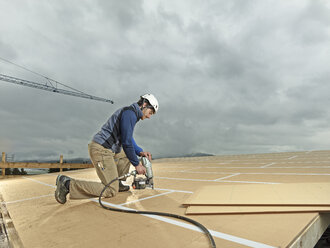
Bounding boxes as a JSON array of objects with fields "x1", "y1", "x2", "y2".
[{"x1": 141, "y1": 105, "x2": 155, "y2": 120}]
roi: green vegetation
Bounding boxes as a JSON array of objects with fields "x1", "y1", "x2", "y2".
[{"x1": 1, "y1": 168, "x2": 27, "y2": 175}]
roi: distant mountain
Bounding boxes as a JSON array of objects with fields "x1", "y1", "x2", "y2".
[
  {"x1": 183, "y1": 152, "x2": 214, "y2": 157},
  {"x1": 62, "y1": 158, "x2": 91, "y2": 164},
  {"x1": 154, "y1": 152, "x2": 214, "y2": 159}
]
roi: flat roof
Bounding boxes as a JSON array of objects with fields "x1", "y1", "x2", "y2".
[{"x1": 1, "y1": 150, "x2": 330, "y2": 247}]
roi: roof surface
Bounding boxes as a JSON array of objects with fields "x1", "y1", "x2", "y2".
[{"x1": 1, "y1": 150, "x2": 330, "y2": 248}]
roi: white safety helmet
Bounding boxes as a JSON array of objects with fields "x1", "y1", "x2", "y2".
[{"x1": 141, "y1": 94, "x2": 159, "y2": 113}]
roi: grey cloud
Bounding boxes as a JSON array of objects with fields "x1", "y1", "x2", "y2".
[
  {"x1": 1, "y1": 0, "x2": 330, "y2": 160},
  {"x1": 97, "y1": 0, "x2": 144, "y2": 30},
  {"x1": 291, "y1": 0, "x2": 330, "y2": 45}
]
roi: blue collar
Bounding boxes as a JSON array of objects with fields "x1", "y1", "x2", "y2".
[{"x1": 130, "y1": 103, "x2": 143, "y2": 120}]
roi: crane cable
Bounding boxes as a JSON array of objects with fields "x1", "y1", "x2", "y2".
[{"x1": 0, "y1": 56, "x2": 100, "y2": 97}]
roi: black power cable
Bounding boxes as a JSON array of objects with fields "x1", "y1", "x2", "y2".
[{"x1": 99, "y1": 178, "x2": 216, "y2": 248}]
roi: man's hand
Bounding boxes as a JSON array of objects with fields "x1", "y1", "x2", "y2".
[
  {"x1": 135, "y1": 163, "x2": 146, "y2": 175},
  {"x1": 140, "y1": 151, "x2": 152, "y2": 161}
]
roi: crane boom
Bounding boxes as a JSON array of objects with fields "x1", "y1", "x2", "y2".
[{"x1": 0, "y1": 73, "x2": 114, "y2": 104}]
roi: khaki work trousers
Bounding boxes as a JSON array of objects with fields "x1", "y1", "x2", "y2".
[{"x1": 69, "y1": 141, "x2": 131, "y2": 199}]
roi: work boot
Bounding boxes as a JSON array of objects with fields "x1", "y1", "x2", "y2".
[
  {"x1": 119, "y1": 181, "x2": 130, "y2": 192},
  {"x1": 55, "y1": 175, "x2": 71, "y2": 204}
]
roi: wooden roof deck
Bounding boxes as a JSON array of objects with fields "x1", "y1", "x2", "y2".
[{"x1": 1, "y1": 150, "x2": 330, "y2": 248}]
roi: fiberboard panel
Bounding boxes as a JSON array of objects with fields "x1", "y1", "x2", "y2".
[
  {"x1": 185, "y1": 205, "x2": 330, "y2": 215},
  {"x1": 183, "y1": 183, "x2": 330, "y2": 206}
]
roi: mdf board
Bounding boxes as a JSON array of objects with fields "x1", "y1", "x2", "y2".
[
  {"x1": 185, "y1": 205, "x2": 330, "y2": 215},
  {"x1": 183, "y1": 183, "x2": 330, "y2": 206}
]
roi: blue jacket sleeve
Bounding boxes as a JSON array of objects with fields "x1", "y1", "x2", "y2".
[
  {"x1": 132, "y1": 137, "x2": 143, "y2": 156},
  {"x1": 120, "y1": 110, "x2": 140, "y2": 166}
]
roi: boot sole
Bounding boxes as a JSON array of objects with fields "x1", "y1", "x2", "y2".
[{"x1": 55, "y1": 175, "x2": 68, "y2": 204}]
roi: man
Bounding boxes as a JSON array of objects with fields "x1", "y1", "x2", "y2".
[{"x1": 55, "y1": 94, "x2": 159, "y2": 204}]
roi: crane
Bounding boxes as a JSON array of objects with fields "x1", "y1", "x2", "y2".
[{"x1": 0, "y1": 73, "x2": 114, "y2": 104}]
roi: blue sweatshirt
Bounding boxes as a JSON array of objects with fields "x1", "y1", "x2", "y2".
[{"x1": 92, "y1": 103, "x2": 143, "y2": 166}]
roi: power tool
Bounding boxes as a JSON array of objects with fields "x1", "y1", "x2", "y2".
[{"x1": 132, "y1": 157, "x2": 154, "y2": 190}]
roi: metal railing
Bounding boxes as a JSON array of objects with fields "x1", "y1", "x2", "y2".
[{"x1": 0, "y1": 152, "x2": 93, "y2": 176}]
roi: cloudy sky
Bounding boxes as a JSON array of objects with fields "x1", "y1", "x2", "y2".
[{"x1": 1, "y1": 0, "x2": 330, "y2": 161}]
